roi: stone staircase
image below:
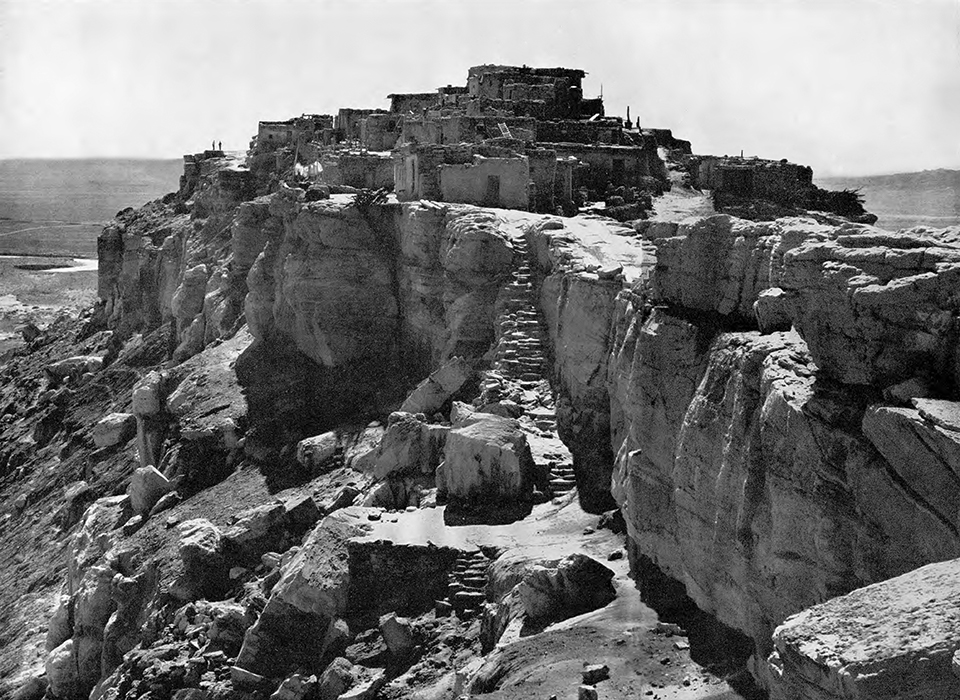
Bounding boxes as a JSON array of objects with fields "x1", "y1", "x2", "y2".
[
  {"x1": 547, "y1": 460, "x2": 577, "y2": 497},
  {"x1": 492, "y1": 235, "x2": 548, "y2": 387},
  {"x1": 444, "y1": 549, "x2": 489, "y2": 619},
  {"x1": 482, "y1": 231, "x2": 577, "y2": 499}
]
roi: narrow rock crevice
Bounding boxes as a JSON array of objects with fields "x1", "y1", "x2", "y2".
[{"x1": 628, "y1": 547, "x2": 769, "y2": 700}]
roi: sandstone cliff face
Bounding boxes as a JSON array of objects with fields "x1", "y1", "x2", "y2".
[
  {"x1": 393, "y1": 204, "x2": 515, "y2": 373},
  {"x1": 32, "y1": 154, "x2": 960, "y2": 700},
  {"x1": 602, "y1": 214, "x2": 960, "y2": 691},
  {"x1": 780, "y1": 226, "x2": 960, "y2": 387},
  {"x1": 246, "y1": 195, "x2": 400, "y2": 370},
  {"x1": 528, "y1": 215, "x2": 651, "y2": 510}
]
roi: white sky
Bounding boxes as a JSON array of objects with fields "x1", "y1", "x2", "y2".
[{"x1": 1, "y1": 0, "x2": 958, "y2": 176}]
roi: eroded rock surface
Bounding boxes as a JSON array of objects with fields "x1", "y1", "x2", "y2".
[
  {"x1": 768, "y1": 557, "x2": 960, "y2": 699},
  {"x1": 439, "y1": 412, "x2": 535, "y2": 503},
  {"x1": 10, "y1": 134, "x2": 960, "y2": 700}
]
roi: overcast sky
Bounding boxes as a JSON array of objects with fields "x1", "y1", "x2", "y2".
[{"x1": 1, "y1": 0, "x2": 958, "y2": 176}]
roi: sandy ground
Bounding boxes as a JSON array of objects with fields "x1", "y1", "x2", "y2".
[
  {"x1": 650, "y1": 188, "x2": 716, "y2": 223},
  {"x1": 0, "y1": 256, "x2": 98, "y2": 354}
]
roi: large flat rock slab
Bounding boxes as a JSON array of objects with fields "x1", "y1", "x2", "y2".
[{"x1": 768, "y1": 557, "x2": 960, "y2": 699}]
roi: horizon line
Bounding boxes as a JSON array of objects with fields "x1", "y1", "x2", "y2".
[{"x1": 2, "y1": 156, "x2": 959, "y2": 181}]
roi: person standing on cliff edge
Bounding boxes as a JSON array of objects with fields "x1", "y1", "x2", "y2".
[{"x1": 218, "y1": 140, "x2": 222, "y2": 151}]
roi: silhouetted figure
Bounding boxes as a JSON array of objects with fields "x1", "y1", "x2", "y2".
[
  {"x1": 218, "y1": 140, "x2": 222, "y2": 151},
  {"x1": 212, "y1": 140, "x2": 215, "y2": 150}
]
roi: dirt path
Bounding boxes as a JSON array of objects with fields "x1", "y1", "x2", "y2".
[
  {"x1": 651, "y1": 147, "x2": 717, "y2": 223},
  {"x1": 651, "y1": 187, "x2": 716, "y2": 223}
]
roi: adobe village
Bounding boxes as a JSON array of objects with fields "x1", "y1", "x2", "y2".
[{"x1": 1, "y1": 63, "x2": 958, "y2": 700}]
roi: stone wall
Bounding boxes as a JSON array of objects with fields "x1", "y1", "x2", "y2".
[
  {"x1": 438, "y1": 156, "x2": 530, "y2": 210},
  {"x1": 526, "y1": 148, "x2": 557, "y2": 213},
  {"x1": 389, "y1": 92, "x2": 438, "y2": 114},
  {"x1": 337, "y1": 153, "x2": 394, "y2": 190},
  {"x1": 438, "y1": 115, "x2": 538, "y2": 145},
  {"x1": 537, "y1": 119, "x2": 624, "y2": 145},
  {"x1": 394, "y1": 144, "x2": 475, "y2": 202},
  {"x1": 546, "y1": 141, "x2": 665, "y2": 192},
  {"x1": 400, "y1": 117, "x2": 442, "y2": 146},
  {"x1": 360, "y1": 114, "x2": 400, "y2": 151}
]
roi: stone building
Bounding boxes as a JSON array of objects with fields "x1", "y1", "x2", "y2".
[
  {"x1": 693, "y1": 155, "x2": 814, "y2": 201},
  {"x1": 388, "y1": 92, "x2": 439, "y2": 114},
  {"x1": 337, "y1": 108, "x2": 388, "y2": 142},
  {"x1": 253, "y1": 62, "x2": 680, "y2": 214},
  {"x1": 546, "y1": 140, "x2": 665, "y2": 193},
  {"x1": 360, "y1": 114, "x2": 401, "y2": 151}
]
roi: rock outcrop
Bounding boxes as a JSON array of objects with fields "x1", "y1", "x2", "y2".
[
  {"x1": 768, "y1": 557, "x2": 960, "y2": 699},
  {"x1": 399, "y1": 356, "x2": 472, "y2": 416},
  {"x1": 235, "y1": 508, "x2": 367, "y2": 676},
  {"x1": 438, "y1": 412, "x2": 535, "y2": 503},
  {"x1": 780, "y1": 226, "x2": 960, "y2": 388},
  {"x1": 604, "y1": 214, "x2": 960, "y2": 690},
  {"x1": 10, "y1": 111, "x2": 960, "y2": 700},
  {"x1": 517, "y1": 553, "x2": 616, "y2": 621}
]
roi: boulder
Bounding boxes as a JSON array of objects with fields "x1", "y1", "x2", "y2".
[
  {"x1": 344, "y1": 423, "x2": 384, "y2": 473},
  {"x1": 296, "y1": 432, "x2": 339, "y2": 472},
  {"x1": 440, "y1": 413, "x2": 535, "y2": 502},
  {"x1": 338, "y1": 670, "x2": 386, "y2": 700},
  {"x1": 883, "y1": 376, "x2": 931, "y2": 405},
  {"x1": 449, "y1": 401, "x2": 476, "y2": 425},
  {"x1": 913, "y1": 398, "x2": 960, "y2": 432},
  {"x1": 127, "y1": 466, "x2": 173, "y2": 515},
  {"x1": 518, "y1": 554, "x2": 615, "y2": 620},
  {"x1": 177, "y1": 518, "x2": 226, "y2": 598},
  {"x1": 171, "y1": 691, "x2": 208, "y2": 700},
  {"x1": 399, "y1": 356, "x2": 472, "y2": 416},
  {"x1": 45, "y1": 595, "x2": 72, "y2": 652},
  {"x1": 171, "y1": 264, "x2": 208, "y2": 322},
  {"x1": 231, "y1": 666, "x2": 268, "y2": 690},
  {"x1": 46, "y1": 355, "x2": 103, "y2": 382},
  {"x1": 578, "y1": 685, "x2": 598, "y2": 700},
  {"x1": 206, "y1": 601, "x2": 252, "y2": 653},
  {"x1": 378, "y1": 613, "x2": 414, "y2": 658},
  {"x1": 768, "y1": 557, "x2": 960, "y2": 699},
  {"x1": 582, "y1": 664, "x2": 610, "y2": 685},
  {"x1": 317, "y1": 657, "x2": 354, "y2": 700},
  {"x1": 320, "y1": 485, "x2": 361, "y2": 515},
  {"x1": 223, "y1": 502, "x2": 288, "y2": 560},
  {"x1": 284, "y1": 494, "x2": 321, "y2": 529},
  {"x1": 148, "y1": 490, "x2": 181, "y2": 516},
  {"x1": 753, "y1": 287, "x2": 791, "y2": 333},
  {"x1": 17, "y1": 321, "x2": 41, "y2": 343},
  {"x1": 235, "y1": 508, "x2": 367, "y2": 676},
  {"x1": 132, "y1": 371, "x2": 164, "y2": 416},
  {"x1": 372, "y1": 412, "x2": 435, "y2": 479},
  {"x1": 45, "y1": 640, "x2": 78, "y2": 699},
  {"x1": 92, "y1": 412, "x2": 136, "y2": 449},
  {"x1": 269, "y1": 673, "x2": 316, "y2": 700},
  {"x1": 61, "y1": 481, "x2": 94, "y2": 528}
]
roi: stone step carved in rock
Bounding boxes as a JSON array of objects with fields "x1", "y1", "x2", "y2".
[{"x1": 438, "y1": 549, "x2": 491, "y2": 620}]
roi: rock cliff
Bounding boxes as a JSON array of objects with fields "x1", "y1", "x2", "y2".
[{"x1": 5, "y1": 145, "x2": 960, "y2": 700}]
